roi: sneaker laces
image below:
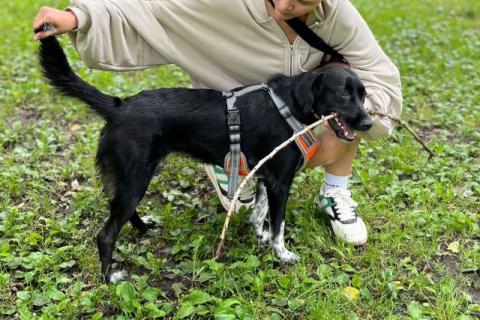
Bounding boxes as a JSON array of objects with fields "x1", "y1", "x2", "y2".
[{"x1": 324, "y1": 188, "x2": 358, "y2": 222}]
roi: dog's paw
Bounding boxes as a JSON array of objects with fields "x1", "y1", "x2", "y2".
[
  {"x1": 140, "y1": 215, "x2": 155, "y2": 227},
  {"x1": 108, "y1": 270, "x2": 129, "y2": 284},
  {"x1": 277, "y1": 249, "x2": 299, "y2": 264},
  {"x1": 136, "y1": 215, "x2": 156, "y2": 234},
  {"x1": 257, "y1": 230, "x2": 271, "y2": 246}
]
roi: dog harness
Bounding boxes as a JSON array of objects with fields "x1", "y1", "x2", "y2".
[{"x1": 223, "y1": 84, "x2": 318, "y2": 199}]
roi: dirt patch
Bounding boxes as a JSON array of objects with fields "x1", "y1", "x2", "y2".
[
  {"x1": 115, "y1": 237, "x2": 193, "y2": 302},
  {"x1": 421, "y1": 241, "x2": 480, "y2": 304},
  {"x1": 463, "y1": 270, "x2": 480, "y2": 304},
  {"x1": 416, "y1": 125, "x2": 453, "y2": 141},
  {"x1": 152, "y1": 268, "x2": 193, "y2": 301},
  {"x1": 18, "y1": 107, "x2": 42, "y2": 122}
]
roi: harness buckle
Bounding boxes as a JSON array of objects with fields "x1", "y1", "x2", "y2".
[
  {"x1": 227, "y1": 109, "x2": 241, "y2": 126},
  {"x1": 222, "y1": 91, "x2": 234, "y2": 98}
]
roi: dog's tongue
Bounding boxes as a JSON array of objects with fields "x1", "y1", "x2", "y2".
[{"x1": 337, "y1": 117, "x2": 356, "y2": 140}]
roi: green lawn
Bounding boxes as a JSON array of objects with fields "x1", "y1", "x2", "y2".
[{"x1": 0, "y1": 0, "x2": 479, "y2": 319}]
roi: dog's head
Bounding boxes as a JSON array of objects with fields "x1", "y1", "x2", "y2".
[{"x1": 294, "y1": 66, "x2": 373, "y2": 142}]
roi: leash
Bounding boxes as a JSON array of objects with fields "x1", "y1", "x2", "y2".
[{"x1": 223, "y1": 84, "x2": 318, "y2": 199}]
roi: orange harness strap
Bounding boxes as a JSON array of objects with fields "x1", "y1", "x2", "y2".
[
  {"x1": 224, "y1": 152, "x2": 250, "y2": 177},
  {"x1": 294, "y1": 129, "x2": 319, "y2": 171}
]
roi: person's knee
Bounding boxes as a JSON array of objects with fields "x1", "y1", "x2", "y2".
[{"x1": 306, "y1": 131, "x2": 347, "y2": 168}]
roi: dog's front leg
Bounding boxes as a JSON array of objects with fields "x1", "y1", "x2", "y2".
[
  {"x1": 264, "y1": 175, "x2": 299, "y2": 264},
  {"x1": 249, "y1": 177, "x2": 270, "y2": 245}
]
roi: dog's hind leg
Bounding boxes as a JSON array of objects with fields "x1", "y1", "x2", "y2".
[
  {"x1": 264, "y1": 170, "x2": 299, "y2": 264},
  {"x1": 129, "y1": 211, "x2": 155, "y2": 233},
  {"x1": 249, "y1": 177, "x2": 270, "y2": 245},
  {"x1": 96, "y1": 164, "x2": 156, "y2": 283}
]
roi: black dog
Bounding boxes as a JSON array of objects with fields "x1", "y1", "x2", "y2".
[{"x1": 38, "y1": 34, "x2": 372, "y2": 283}]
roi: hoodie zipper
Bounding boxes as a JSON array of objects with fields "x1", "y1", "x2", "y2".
[
  {"x1": 289, "y1": 45, "x2": 294, "y2": 76},
  {"x1": 266, "y1": 17, "x2": 297, "y2": 76}
]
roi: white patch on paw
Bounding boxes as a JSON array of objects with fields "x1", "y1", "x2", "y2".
[
  {"x1": 276, "y1": 249, "x2": 299, "y2": 264},
  {"x1": 272, "y1": 222, "x2": 299, "y2": 263},
  {"x1": 140, "y1": 215, "x2": 154, "y2": 225},
  {"x1": 109, "y1": 270, "x2": 128, "y2": 284}
]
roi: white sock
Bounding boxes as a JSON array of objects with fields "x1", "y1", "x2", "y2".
[{"x1": 323, "y1": 172, "x2": 349, "y2": 191}]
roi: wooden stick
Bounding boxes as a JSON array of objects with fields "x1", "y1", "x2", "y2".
[
  {"x1": 214, "y1": 113, "x2": 336, "y2": 259},
  {"x1": 368, "y1": 110, "x2": 435, "y2": 159}
]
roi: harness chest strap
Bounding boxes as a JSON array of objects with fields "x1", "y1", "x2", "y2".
[
  {"x1": 264, "y1": 86, "x2": 318, "y2": 171},
  {"x1": 223, "y1": 84, "x2": 319, "y2": 199}
]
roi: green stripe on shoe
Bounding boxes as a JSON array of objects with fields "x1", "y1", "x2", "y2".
[
  {"x1": 213, "y1": 165, "x2": 229, "y2": 185},
  {"x1": 318, "y1": 195, "x2": 335, "y2": 210}
]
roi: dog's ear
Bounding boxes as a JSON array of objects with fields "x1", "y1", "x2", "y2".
[{"x1": 294, "y1": 72, "x2": 323, "y2": 114}]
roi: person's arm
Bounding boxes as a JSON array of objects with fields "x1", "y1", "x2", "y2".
[
  {"x1": 34, "y1": 0, "x2": 174, "y2": 71},
  {"x1": 327, "y1": 0, "x2": 403, "y2": 140}
]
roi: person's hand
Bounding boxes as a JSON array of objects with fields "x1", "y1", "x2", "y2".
[{"x1": 33, "y1": 7, "x2": 78, "y2": 40}]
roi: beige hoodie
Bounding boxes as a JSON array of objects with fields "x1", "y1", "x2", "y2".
[{"x1": 67, "y1": 0, "x2": 402, "y2": 140}]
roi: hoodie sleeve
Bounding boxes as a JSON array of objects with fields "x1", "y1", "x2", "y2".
[
  {"x1": 67, "y1": 0, "x2": 174, "y2": 70},
  {"x1": 328, "y1": 0, "x2": 403, "y2": 140}
]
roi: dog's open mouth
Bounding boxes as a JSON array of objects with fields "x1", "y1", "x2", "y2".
[{"x1": 328, "y1": 116, "x2": 356, "y2": 142}]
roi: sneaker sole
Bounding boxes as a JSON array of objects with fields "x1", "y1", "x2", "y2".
[{"x1": 331, "y1": 223, "x2": 368, "y2": 246}]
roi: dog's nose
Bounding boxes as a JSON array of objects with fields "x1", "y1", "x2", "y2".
[{"x1": 359, "y1": 118, "x2": 373, "y2": 131}]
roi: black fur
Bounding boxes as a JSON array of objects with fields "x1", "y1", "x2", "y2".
[{"x1": 38, "y1": 35, "x2": 372, "y2": 282}]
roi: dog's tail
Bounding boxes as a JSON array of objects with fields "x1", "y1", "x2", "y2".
[{"x1": 38, "y1": 35, "x2": 121, "y2": 121}]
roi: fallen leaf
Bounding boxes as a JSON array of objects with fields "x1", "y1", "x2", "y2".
[
  {"x1": 447, "y1": 241, "x2": 460, "y2": 253},
  {"x1": 71, "y1": 179, "x2": 81, "y2": 191},
  {"x1": 70, "y1": 124, "x2": 81, "y2": 133},
  {"x1": 343, "y1": 287, "x2": 360, "y2": 300}
]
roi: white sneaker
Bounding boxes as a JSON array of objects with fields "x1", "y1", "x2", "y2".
[
  {"x1": 317, "y1": 186, "x2": 367, "y2": 245},
  {"x1": 204, "y1": 164, "x2": 255, "y2": 213}
]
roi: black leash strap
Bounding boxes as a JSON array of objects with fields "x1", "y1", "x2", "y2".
[{"x1": 268, "y1": 0, "x2": 347, "y2": 63}]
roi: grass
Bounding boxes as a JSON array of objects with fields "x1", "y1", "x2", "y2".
[{"x1": 0, "y1": 0, "x2": 479, "y2": 318}]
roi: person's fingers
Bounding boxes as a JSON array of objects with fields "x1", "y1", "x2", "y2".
[
  {"x1": 33, "y1": 10, "x2": 43, "y2": 29},
  {"x1": 33, "y1": 7, "x2": 50, "y2": 30},
  {"x1": 33, "y1": 7, "x2": 77, "y2": 40},
  {"x1": 34, "y1": 29, "x2": 56, "y2": 40},
  {"x1": 33, "y1": 23, "x2": 57, "y2": 40},
  {"x1": 33, "y1": 8, "x2": 52, "y2": 40}
]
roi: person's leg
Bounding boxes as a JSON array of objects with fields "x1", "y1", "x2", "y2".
[
  {"x1": 306, "y1": 124, "x2": 360, "y2": 172},
  {"x1": 306, "y1": 124, "x2": 368, "y2": 245}
]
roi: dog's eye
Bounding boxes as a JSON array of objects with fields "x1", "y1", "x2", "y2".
[{"x1": 336, "y1": 89, "x2": 350, "y2": 98}]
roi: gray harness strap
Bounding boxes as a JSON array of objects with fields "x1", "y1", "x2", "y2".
[
  {"x1": 264, "y1": 87, "x2": 317, "y2": 171},
  {"x1": 223, "y1": 83, "x2": 318, "y2": 199},
  {"x1": 223, "y1": 84, "x2": 267, "y2": 199}
]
